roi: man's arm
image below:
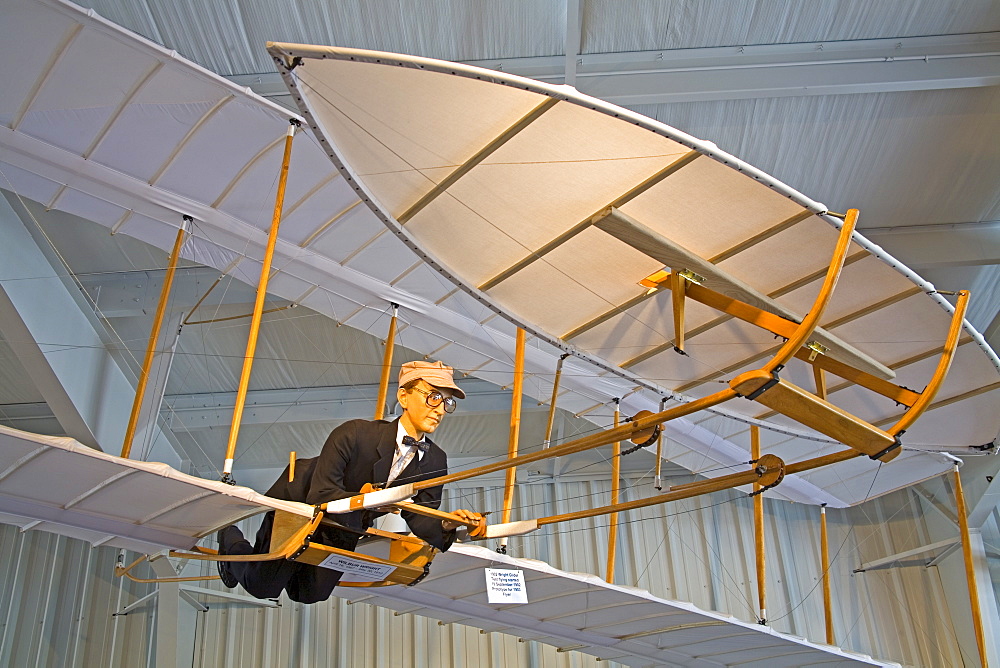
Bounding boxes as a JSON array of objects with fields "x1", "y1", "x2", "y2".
[
  {"x1": 403, "y1": 482, "x2": 456, "y2": 551},
  {"x1": 403, "y1": 448, "x2": 485, "y2": 549},
  {"x1": 305, "y1": 420, "x2": 361, "y2": 506}
]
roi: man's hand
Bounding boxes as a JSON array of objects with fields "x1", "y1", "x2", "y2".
[{"x1": 442, "y1": 509, "x2": 486, "y2": 538}]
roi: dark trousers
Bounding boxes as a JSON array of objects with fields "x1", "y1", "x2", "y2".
[{"x1": 219, "y1": 511, "x2": 360, "y2": 604}]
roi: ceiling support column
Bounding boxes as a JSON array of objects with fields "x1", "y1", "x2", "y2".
[
  {"x1": 0, "y1": 191, "x2": 179, "y2": 465},
  {"x1": 148, "y1": 557, "x2": 200, "y2": 668}
]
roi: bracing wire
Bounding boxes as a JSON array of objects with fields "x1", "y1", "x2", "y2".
[
  {"x1": 0, "y1": 168, "x2": 965, "y2": 650},
  {"x1": 230, "y1": 303, "x2": 403, "y2": 464},
  {"x1": 289, "y1": 72, "x2": 909, "y2": 465},
  {"x1": 294, "y1": 75, "x2": 702, "y2": 372}
]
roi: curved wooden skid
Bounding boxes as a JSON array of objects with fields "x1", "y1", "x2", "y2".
[
  {"x1": 116, "y1": 554, "x2": 220, "y2": 584},
  {"x1": 115, "y1": 510, "x2": 323, "y2": 582},
  {"x1": 119, "y1": 510, "x2": 438, "y2": 587},
  {"x1": 888, "y1": 290, "x2": 969, "y2": 436},
  {"x1": 764, "y1": 209, "x2": 858, "y2": 373},
  {"x1": 418, "y1": 209, "x2": 873, "y2": 492},
  {"x1": 336, "y1": 579, "x2": 399, "y2": 588}
]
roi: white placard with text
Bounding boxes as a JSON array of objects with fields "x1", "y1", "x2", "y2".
[
  {"x1": 485, "y1": 568, "x2": 528, "y2": 604},
  {"x1": 318, "y1": 553, "x2": 395, "y2": 581}
]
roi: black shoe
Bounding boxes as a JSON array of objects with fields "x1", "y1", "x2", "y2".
[{"x1": 216, "y1": 529, "x2": 238, "y2": 588}]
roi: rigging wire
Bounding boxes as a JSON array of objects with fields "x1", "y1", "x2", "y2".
[
  {"x1": 294, "y1": 76, "x2": 703, "y2": 384},
  {"x1": 294, "y1": 72, "x2": 925, "y2": 456},
  {"x1": 851, "y1": 556, "x2": 958, "y2": 665},
  {"x1": 0, "y1": 62, "x2": 985, "y2": 662},
  {"x1": 0, "y1": 174, "x2": 967, "y2": 652},
  {"x1": 758, "y1": 465, "x2": 971, "y2": 662},
  {"x1": 230, "y1": 303, "x2": 399, "y2": 465},
  {"x1": 766, "y1": 461, "x2": 884, "y2": 624}
]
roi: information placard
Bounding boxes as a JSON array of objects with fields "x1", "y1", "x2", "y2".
[
  {"x1": 318, "y1": 553, "x2": 395, "y2": 581},
  {"x1": 485, "y1": 568, "x2": 528, "y2": 604}
]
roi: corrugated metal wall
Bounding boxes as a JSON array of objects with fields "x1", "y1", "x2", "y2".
[{"x1": 1, "y1": 476, "x2": 995, "y2": 667}]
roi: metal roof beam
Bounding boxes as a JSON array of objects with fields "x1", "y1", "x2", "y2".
[
  {"x1": 74, "y1": 266, "x2": 260, "y2": 318},
  {"x1": 0, "y1": 192, "x2": 181, "y2": 464},
  {"x1": 161, "y1": 378, "x2": 543, "y2": 430},
  {"x1": 563, "y1": 0, "x2": 582, "y2": 88},
  {"x1": 233, "y1": 33, "x2": 1000, "y2": 107},
  {"x1": 967, "y1": 459, "x2": 1000, "y2": 528},
  {"x1": 853, "y1": 537, "x2": 959, "y2": 572},
  {"x1": 467, "y1": 32, "x2": 1000, "y2": 104},
  {"x1": 862, "y1": 220, "x2": 1000, "y2": 270}
]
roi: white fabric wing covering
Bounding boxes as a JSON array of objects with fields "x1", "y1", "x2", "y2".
[
  {"x1": 270, "y1": 43, "x2": 1000, "y2": 491},
  {"x1": 0, "y1": 0, "x2": 995, "y2": 511},
  {"x1": 337, "y1": 544, "x2": 898, "y2": 667},
  {"x1": 0, "y1": 425, "x2": 312, "y2": 553}
]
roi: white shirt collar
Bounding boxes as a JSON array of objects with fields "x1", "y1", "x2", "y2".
[{"x1": 395, "y1": 421, "x2": 425, "y2": 460}]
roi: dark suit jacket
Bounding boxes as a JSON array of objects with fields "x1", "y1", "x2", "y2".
[{"x1": 266, "y1": 418, "x2": 456, "y2": 552}]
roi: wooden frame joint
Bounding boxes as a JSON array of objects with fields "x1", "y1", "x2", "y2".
[
  {"x1": 745, "y1": 375, "x2": 780, "y2": 401},
  {"x1": 870, "y1": 437, "x2": 902, "y2": 461}
]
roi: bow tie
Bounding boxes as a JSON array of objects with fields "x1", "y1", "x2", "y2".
[{"x1": 402, "y1": 435, "x2": 429, "y2": 452}]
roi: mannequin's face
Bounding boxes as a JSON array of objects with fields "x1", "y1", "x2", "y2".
[{"x1": 398, "y1": 380, "x2": 453, "y2": 438}]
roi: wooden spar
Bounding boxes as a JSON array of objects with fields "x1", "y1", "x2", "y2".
[
  {"x1": 606, "y1": 402, "x2": 621, "y2": 582},
  {"x1": 411, "y1": 387, "x2": 738, "y2": 492},
  {"x1": 602, "y1": 208, "x2": 889, "y2": 380},
  {"x1": 348, "y1": 447, "x2": 871, "y2": 542},
  {"x1": 783, "y1": 448, "x2": 862, "y2": 475},
  {"x1": 813, "y1": 366, "x2": 827, "y2": 400},
  {"x1": 764, "y1": 208, "x2": 857, "y2": 373},
  {"x1": 670, "y1": 270, "x2": 686, "y2": 353},
  {"x1": 479, "y1": 150, "x2": 701, "y2": 292},
  {"x1": 536, "y1": 454, "x2": 784, "y2": 527},
  {"x1": 820, "y1": 504, "x2": 834, "y2": 645},
  {"x1": 398, "y1": 97, "x2": 558, "y2": 225},
  {"x1": 121, "y1": 219, "x2": 188, "y2": 459},
  {"x1": 221, "y1": 120, "x2": 298, "y2": 480},
  {"x1": 654, "y1": 397, "x2": 666, "y2": 490},
  {"x1": 887, "y1": 290, "x2": 969, "y2": 437},
  {"x1": 953, "y1": 463, "x2": 988, "y2": 668},
  {"x1": 649, "y1": 277, "x2": 917, "y2": 405},
  {"x1": 373, "y1": 303, "x2": 398, "y2": 420},
  {"x1": 543, "y1": 354, "x2": 568, "y2": 448},
  {"x1": 500, "y1": 328, "x2": 526, "y2": 550},
  {"x1": 389, "y1": 500, "x2": 484, "y2": 530},
  {"x1": 731, "y1": 370, "x2": 901, "y2": 461},
  {"x1": 751, "y1": 425, "x2": 766, "y2": 624}
]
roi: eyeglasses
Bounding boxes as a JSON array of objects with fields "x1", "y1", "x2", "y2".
[{"x1": 410, "y1": 386, "x2": 457, "y2": 413}]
